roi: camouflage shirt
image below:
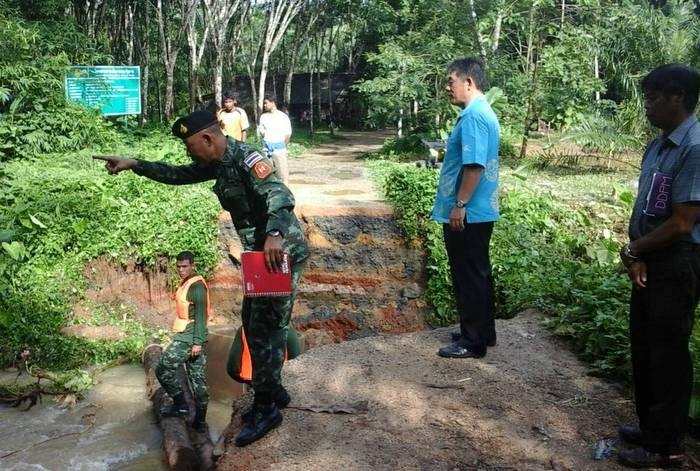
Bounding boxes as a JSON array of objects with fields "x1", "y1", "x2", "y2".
[{"x1": 133, "y1": 137, "x2": 309, "y2": 264}]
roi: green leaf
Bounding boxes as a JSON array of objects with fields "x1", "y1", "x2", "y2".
[
  {"x1": 29, "y1": 213, "x2": 47, "y2": 229},
  {"x1": 0, "y1": 229, "x2": 18, "y2": 242},
  {"x1": 0, "y1": 311, "x2": 14, "y2": 328},
  {"x1": 72, "y1": 219, "x2": 87, "y2": 234},
  {"x1": 2, "y1": 241, "x2": 27, "y2": 260}
]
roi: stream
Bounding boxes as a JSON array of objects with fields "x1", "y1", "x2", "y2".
[{"x1": 0, "y1": 327, "x2": 241, "y2": 470}]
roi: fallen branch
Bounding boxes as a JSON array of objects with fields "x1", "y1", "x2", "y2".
[
  {"x1": 286, "y1": 400, "x2": 369, "y2": 415},
  {"x1": 424, "y1": 378, "x2": 472, "y2": 389}
]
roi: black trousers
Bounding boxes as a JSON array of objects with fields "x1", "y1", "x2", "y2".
[
  {"x1": 443, "y1": 222, "x2": 496, "y2": 356},
  {"x1": 630, "y1": 242, "x2": 700, "y2": 455}
]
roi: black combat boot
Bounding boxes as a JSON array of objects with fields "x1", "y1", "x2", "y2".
[
  {"x1": 160, "y1": 393, "x2": 189, "y2": 418},
  {"x1": 235, "y1": 399, "x2": 282, "y2": 447},
  {"x1": 192, "y1": 405, "x2": 208, "y2": 432},
  {"x1": 241, "y1": 386, "x2": 291, "y2": 423}
]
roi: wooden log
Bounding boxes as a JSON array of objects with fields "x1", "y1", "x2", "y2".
[
  {"x1": 143, "y1": 344, "x2": 199, "y2": 471},
  {"x1": 179, "y1": 362, "x2": 216, "y2": 471}
]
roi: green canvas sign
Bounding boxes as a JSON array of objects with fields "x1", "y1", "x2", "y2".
[{"x1": 65, "y1": 66, "x2": 141, "y2": 116}]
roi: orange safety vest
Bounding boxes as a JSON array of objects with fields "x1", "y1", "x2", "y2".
[
  {"x1": 238, "y1": 326, "x2": 288, "y2": 382},
  {"x1": 173, "y1": 275, "x2": 211, "y2": 333}
]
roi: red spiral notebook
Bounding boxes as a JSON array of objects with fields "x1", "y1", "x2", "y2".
[{"x1": 241, "y1": 251, "x2": 292, "y2": 297}]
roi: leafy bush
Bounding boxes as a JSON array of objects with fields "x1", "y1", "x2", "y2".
[
  {"x1": 374, "y1": 162, "x2": 637, "y2": 376},
  {"x1": 365, "y1": 135, "x2": 433, "y2": 163},
  {"x1": 0, "y1": 5, "x2": 118, "y2": 161},
  {"x1": 0, "y1": 134, "x2": 221, "y2": 368}
]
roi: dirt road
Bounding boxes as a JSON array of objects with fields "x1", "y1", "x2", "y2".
[{"x1": 289, "y1": 130, "x2": 394, "y2": 211}]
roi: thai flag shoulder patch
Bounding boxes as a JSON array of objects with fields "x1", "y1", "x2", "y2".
[{"x1": 243, "y1": 151, "x2": 264, "y2": 168}]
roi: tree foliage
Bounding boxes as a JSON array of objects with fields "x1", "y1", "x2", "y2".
[{"x1": 0, "y1": 3, "x2": 117, "y2": 161}]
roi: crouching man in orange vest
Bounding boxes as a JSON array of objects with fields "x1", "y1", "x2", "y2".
[{"x1": 156, "y1": 251, "x2": 211, "y2": 431}]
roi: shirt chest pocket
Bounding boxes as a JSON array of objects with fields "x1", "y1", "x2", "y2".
[{"x1": 213, "y1": 169, "x2": 251, "y2": 216}]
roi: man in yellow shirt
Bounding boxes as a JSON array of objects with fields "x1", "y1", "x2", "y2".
[{"x1": 217, "y1": 92, "x2": 250, "y2": 141}]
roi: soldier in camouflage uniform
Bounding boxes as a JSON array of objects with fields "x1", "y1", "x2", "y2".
[
  {"x1": 156, "y1": 251, "x2": 210, "y2": 431},
  {"x1": 94, "y1": 110, "x2": 309, "y2": 447}
]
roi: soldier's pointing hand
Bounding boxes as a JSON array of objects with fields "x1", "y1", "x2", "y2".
[{"x1": 93, "y1": 155, "x2": 137, "y2": 175}]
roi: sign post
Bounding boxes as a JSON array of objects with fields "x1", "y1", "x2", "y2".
[{"x1": 65, "y1": 66, "x2": 141, "y2": 117}]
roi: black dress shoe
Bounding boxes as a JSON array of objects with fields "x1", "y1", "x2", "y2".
[
  {"x1": 241, "y1": 386, "x2": 291, "y2": 423},
  {"x1": 450, "y1": 331, "x2": 496, "y2": 347},
  {"x1": 438, "y1": 342, "x2": 484, "y2": 358},
  {"x1": 235, "y1": 403, "x2": 283, "y2": 447},
  {"x1": 618, "y1": 424, "x2": 643, "y2": 446},
  {"x1": 618, "y1": 447, "x2": 683, "y2": 468}
]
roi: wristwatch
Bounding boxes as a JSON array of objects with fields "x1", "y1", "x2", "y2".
[
  {"x1": 622, "y1": 243, "x2": 639, "y2": 260},
  {"x1": 267, "y1": 230, "x2": 282, "y2": 237},
  {"x1": 455, "y1": 200, "x2": 467, "y2": 209}
]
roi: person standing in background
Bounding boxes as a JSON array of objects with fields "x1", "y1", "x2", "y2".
[
  {"x1": 218, "y1": 91, "x2": 250, "y2": 142},
  {"x1": 259, "y1": 96, "x2": 292, "y2": 185}
]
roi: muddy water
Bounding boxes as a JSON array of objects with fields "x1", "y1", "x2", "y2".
[{"x1": 0, "y1": 360, "x2": 236, "y2": 470}]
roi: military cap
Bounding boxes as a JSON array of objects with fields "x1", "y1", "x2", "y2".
[{"x1": 172, "y1": 110, "x2": 218, "y2": 139}]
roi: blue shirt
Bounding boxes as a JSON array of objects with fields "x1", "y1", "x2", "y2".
[
  {"x1": 432, "y1": 95, "x2": 500, "y2": 224},
  {"x1": 629, "y1": 115, "x2": 700, "y2": 244}
]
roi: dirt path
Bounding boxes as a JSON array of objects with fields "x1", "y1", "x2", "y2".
[
  {"x1": 217, "y1": 310, "x2": 665, "y2": 470},
  {"x1": 289, "y1": 130, "x2": 394, "y2": 212},
  {"x1": 215, "y1": 131, "x2": 699, "y2": 470}
]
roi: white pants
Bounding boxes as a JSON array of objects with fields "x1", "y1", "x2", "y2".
[{"x1": 271, "y1": 150, "x2": 289, "y2": 186}]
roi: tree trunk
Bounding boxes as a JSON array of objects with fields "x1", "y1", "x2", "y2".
[
  {"x1": 257, "y1": 54, "x2": 270, "y2": 118},
  {"x1": 519, "y1": 4, "x2": 538, "y2": 160},
  {"x1": 593, "y1": 54, "x2": 600, "y2": 102},
  {"x1": 284, "y1": 45, "x2": 299, "y2": 108},
  {"x1": 327, "y1": 69, "x2": 334, "y2": 134},
  {"x1": 189, "y1": 62, "x2": 199, "y2": 112},
  {"x1": 186, "y1": 3, "x2": 210, "y2": 112},
  {"x1": 467, "y1": 0, "x2": 487, "y2": 58},
  {"x1": 155, "y1": 0, "x2": 196, "y2": 121},
  {"x1": 272, "y1": 69, "x2": 278, "y2": 102},
  {"x1": 164, "y1": 57, "x2": 177, "y2": 120},
  {"x1": 126, "y1": 3, "x2": 135, "y2": 64},
  {"x1": 248, "y1": 62, "x2": 259, "y2": 124},
  {"x1": 254, "y1": 0, "x2": 305, "y2": 114},
  {"x1": 561, "y1": 0, "x2": 566, "y2": 28},
  {"x1": 137, "y1": 1, "x2": 150, "y2": 125},
  {"x1": 141, "y1": 61, "x2": 149, "y2": 125},
  {"x1": 214, "y1": 49, "x2": 224, "y2": 108},
  {"x1": 314, "y1": 35, "x2": 322, "y2": 123},
  {"x1": 308, "y1": 46, "x2": 314, "y2": 136},
  {"x1": 204, "y1": 0, "x2": 244, "y2": 109},
  {"x1": 156, "y1": 76, "x2": 163, "y2": 123},
  {"x1": 492, "y1": 9, "x2": 503, "y2": 53}
]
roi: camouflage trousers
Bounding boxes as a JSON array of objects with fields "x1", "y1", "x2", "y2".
[
  {"x1": 156, "y1": 340, "x2": 209, "y2": 410},
  {"x1": 242, "y1": 262, "x2": 305, "y2": 395}
]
